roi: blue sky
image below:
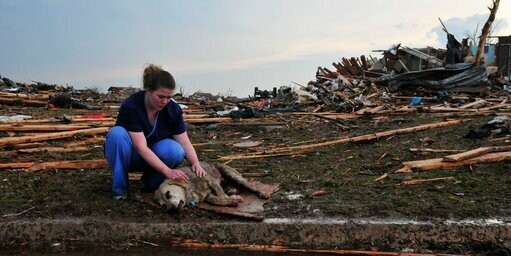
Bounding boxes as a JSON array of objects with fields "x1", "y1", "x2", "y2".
[{"x1": 1, "y1": 0, "x2": 510, "y2": 97}]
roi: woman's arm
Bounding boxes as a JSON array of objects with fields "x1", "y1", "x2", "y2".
[
  {"x1": 174, "y1": 132, "x2": 206, "y2": 177},
  {"x1": 129, "y1": 131, "x2": 189, "y2": 182}
]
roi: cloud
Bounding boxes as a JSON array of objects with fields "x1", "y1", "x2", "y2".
[
  {"x1": 167, "y1": 39, "x2": 358, "y2": 75},
  {"x1": 430, "y1": 14, "x2": 509, "y2": 47}
]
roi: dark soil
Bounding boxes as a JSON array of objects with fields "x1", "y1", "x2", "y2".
[
  {"x1": 1, "y1": 105, "x2": 511, "y2": 222},
  {"x1": 1, "y1": 103, "x2": 511, "y2": 255}
]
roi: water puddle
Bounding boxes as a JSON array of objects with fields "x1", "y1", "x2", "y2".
[{"x1": 264, "y1": 217, "x2": 511, "y2": 226}]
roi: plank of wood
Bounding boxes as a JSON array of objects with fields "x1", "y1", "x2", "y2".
[
  {"x1": 356, "y1": 106, "x2": 384, "y2": 115},
  {"x1": 402, "y1": 177, "x2": 456, "y2": 185},
  {"x1": 289, "y1": 112, "x2": 359, "y2": 120},
  {"x1": 218, "y1": 152, "x2": 309, "y2": 161},
  {"x1": 0, "y1": 117, "x2": 115, "y2": 124},
  {"x1": 17, "y1": 146, "x2": 89, "y2": 153},
  {"x1": 278, "y1": 120, "x2": 465, "y2": 153},
  {"x1": 443, "y1": 146, "x2": 511, "y2": 162},
  {"x1": 185, "y1": 117, "x2": 233, "y2": 124},
  {"x1": 196, "y1": 203, "x2": 264, "y2": 221},
  {"x1": 0, "y1": 124, "x2": 91, "y2": 131},
  {"x1": 0, "y1": 127, "x2": 108, "y2": 147},
  {"x1": 396, "y1": 151, "x2": 511, "y2": 173},
  {"x1": 0, "y1": 162, "x2": 32, "y2": 169},
  {"x1": 10, "y1": 142, "x2": 49, "y2": 149},
  {"x1": 370, "y1": 107, "x2": 418, "y2": 115},
  {"x1": 0, "y1": 97, "x2": 48, "y2": 107},
  {"x1": 443, "y1": 147, "x2": 493, "y2": 162},
  {"x1": 458, "y1": 99, "x2": 487, "y2": 109},
  {"x1": 391, "y1": 95, "x2": 470, "y2": 101},
  {"x1": 64, "y1": 137, "x2": 104, "y2": 147},
  {"x1": 0, "y1": 159, "x2": 108, "y2": 171},
  {"x1": 219, "y1": 120, "x2": 465, "y2": 160},
  {"x1": 425, "y1": 107, "x2": 478, "y2": 113},
  {"x1": 410, "y1": 148, "x2": 464, "y2": 153},
  {"x1": 183, "y1": 114, "x2": 210, "y2": 119},
  {"x1": 479, "y1": 99, "x2": 508, "y2": 111},
  {"x1": 0, "y1": 92, "x2": 51, "y2": 100},
  {"x1": 28, "y1": 159, "x2": 108, "y2": 172}
]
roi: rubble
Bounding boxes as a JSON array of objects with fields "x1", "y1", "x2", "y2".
[
  {"x1": 1, "y1": 32, "x2": 511, "y2": 159},
  {"x1": 1, "y1": 33, "x2": 510, "y2": 157},
  {"x1": 1, "y1": 25, "x2": 511, "y2": 254}
]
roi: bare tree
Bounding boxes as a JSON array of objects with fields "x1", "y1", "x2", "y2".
[
  {"x1": 474, "y1": 0, "x2": 500, "y2": 66},
  {"x1": 464, "y1": 23, "x2": 480, "y2": 47}
]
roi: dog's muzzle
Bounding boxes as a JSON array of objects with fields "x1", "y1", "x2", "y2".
[{"x1": 163, "y1": 199, "x2": 185, "y2": 213}]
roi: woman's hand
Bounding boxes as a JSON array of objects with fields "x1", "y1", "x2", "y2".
[
  {"x1": 165, "y1": 168, "x2": 189, "y2": 182},
  {"x1": 191, "y1": 163, "x2": 207, "y2": 178}
]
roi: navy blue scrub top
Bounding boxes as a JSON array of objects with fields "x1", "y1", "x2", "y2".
[{"x1": 115, "y1": 91, "x2": 186, "y2": 147}]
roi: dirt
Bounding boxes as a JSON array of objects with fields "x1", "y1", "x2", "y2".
[{"x1": 1, "y1": 102, "x2": 511, "y2": 254}]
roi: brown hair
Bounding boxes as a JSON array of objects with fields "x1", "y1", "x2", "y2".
[{"x1": 142, "y1": 64, "x2": 176, "y2": 91}]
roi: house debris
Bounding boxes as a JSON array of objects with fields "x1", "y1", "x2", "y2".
[{"x1": 1, "y1": 29, "x2": 511, "y2": 190}]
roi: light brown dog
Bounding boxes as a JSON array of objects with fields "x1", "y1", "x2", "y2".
[{"x1": 155, "y1": 162, "x2": 269, "y2": 213}]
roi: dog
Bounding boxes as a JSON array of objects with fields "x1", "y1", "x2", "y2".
[{"x1": 155, "y1": 162, "x2": 270, "y2": 213}]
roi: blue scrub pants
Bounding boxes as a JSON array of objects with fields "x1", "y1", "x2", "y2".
[{"x1": 104, "y1": 126, "x2": 185, "y2": 197}]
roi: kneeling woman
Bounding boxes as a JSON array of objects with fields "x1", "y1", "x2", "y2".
[{"x1": 104, "y1": 64, "x2": 206, "y2": 199}]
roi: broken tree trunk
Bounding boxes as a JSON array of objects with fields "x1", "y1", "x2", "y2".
[
  {"x1": 0, "y1": 127, "x2": 108, "y2": 147},
  {"x1": 474, "y1": 0, "x2": 500, "y2": 66}
]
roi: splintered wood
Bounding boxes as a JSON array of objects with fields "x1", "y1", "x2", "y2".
[
  {"x1": 396, "y1": 150, "x2": 511, "y2": 173},
  {"x1": 219, "y1": 119, "x2": 465, "y2": 160}
]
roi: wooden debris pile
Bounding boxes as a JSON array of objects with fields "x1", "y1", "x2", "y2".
[
  {"x1": 0, "y1": 76, "x2": 105, "y2": 108},
  {"x1": 104, "y1": 86, "x2": 141, "y2": 103},
  {"x1": 266, "y1": 35, "x2": 511, "y2": 113},
  {"x1": 1, "y1": 32, "x2": 511, "y2": 175}
]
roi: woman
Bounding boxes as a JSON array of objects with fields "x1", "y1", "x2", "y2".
[{"x1": 105, "y1": 64, "x2": 206, "y2": 199}]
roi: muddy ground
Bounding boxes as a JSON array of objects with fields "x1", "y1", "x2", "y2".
[{"x1": 1, "y1": 101, "x2": 511, "y2": 254}]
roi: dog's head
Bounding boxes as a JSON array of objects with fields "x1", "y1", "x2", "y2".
[{"x1": 155, "y1": 182, "x2": 187, "y2": 213}]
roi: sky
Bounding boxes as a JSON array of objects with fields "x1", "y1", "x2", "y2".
[{"x1": 1, "y1": 0, "x2": 510, "y2": 97}]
